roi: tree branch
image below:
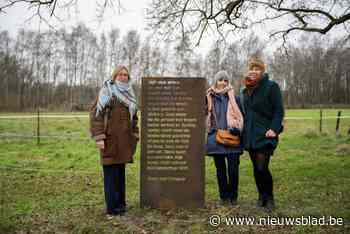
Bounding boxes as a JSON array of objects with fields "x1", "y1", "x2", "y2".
[{"x1": 50, "y1": 0, "x2": 57, "y2": 16}]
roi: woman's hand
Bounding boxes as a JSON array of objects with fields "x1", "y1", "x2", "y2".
[
  {"x1": 265, "y1": 129, "x2": 277, "y2": 138},
  {"x1": 96, "y1": 140, "x2": 105, "y2": 150}
]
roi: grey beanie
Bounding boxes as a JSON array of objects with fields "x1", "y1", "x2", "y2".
[{"x1": 214, "y1": 70, "x2": 230, "y2": 83}]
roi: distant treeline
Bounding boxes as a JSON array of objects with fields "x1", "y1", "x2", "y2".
[{"x1": 0, "y1": 23, "x2": 349, "y2": 111}]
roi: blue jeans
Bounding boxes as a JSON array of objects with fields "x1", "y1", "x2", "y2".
[
  {"x1": 102, "y1": 164, "x2": 126, "y2": 214},
  {"x1": 213, "y1": 154, "x2": 240, "y2": 201}
]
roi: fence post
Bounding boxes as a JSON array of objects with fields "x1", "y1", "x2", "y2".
[
  {"x1": 0, "y1": 179, "x2": 3, "y2": 219},
  {"x1": 335, "y1": 111, "x2": 342, "y2": 137},
  {"x1": 37, "y1": 108, "x2": 40, "y2": 145},
  {"x1": 319, "y1": 109, "x2": 323, "y2": 133}
]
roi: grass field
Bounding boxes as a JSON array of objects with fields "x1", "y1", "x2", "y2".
[{"x1": 0, "y1": 109, "x2": 349, "y2": 233}]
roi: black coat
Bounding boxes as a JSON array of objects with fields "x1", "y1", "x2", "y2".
[{"x1": 241, "y1": 73, "x2": 284, "y2": 151}]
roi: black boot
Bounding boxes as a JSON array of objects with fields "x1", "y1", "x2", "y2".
[
  {"x1": 256, "y1": 194, "x2": 263, "y2": 207},
  {"x1": 219, "y1": 198, "x2": 230, "y2": 205},
  {"x1": 230, "y1": 197, "x2": 238, "y2": 206},
  {"x1": 265, "y1": 197, "x2": 275, "y2": 212}
]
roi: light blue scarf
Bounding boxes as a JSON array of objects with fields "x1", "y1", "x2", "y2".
[{"x1": 96, "y1": 79, "x2": 138, "y2": 121}]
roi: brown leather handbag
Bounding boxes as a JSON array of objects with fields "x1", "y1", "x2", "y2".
[
  {"x1": 211, "y1": 104, "x2": 241, "y2": 147},
  {"x1": 216, "y1": 129, "x2": 240, "y2": 147}
]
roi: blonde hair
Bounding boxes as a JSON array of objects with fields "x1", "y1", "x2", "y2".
[
  {"x1": 111, "y1": 65, "x2": 129, "y2": 81},
  {"x1": 248, "y1": 57, "x2": 265, "y2": 73}
]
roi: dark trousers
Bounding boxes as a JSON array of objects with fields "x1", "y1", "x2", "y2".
[
  {"x1": 249, "y1": 150, "x2": 273, "y2": 201},
  {"x1": 213, "y1": 154, "x2": 240, "y2": 201},
  {"x1": 102, "y1": 164, "x2": 126, "y2": 214}
]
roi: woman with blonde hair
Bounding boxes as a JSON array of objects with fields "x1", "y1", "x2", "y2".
[
  {"x1": 206, "y1": 70, "x2": 244, "y2": 206},
  {"x1": 90, "y1": 65, "x2": 139, "y2": 216}
]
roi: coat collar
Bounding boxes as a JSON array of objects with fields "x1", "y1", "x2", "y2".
[
  {"x1": 260, "y1": 73, "x2": 269, "y2": 85},
  {"x1": 242, "y1": 73, "x2": 269, "y2": 95}
]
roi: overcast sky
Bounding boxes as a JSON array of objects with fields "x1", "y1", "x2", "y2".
[
  {"x1": 0, "y1": 1, "x2": 149, "y2": 35},
  {"x1": 1, "y1": 0, "x2": 213, "y2": 54},
  {"x1": 0, "y1": 0, "x2": 347, "y2": 55}
]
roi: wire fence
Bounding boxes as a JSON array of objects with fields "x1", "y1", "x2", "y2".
[
  {"x1": 1, "y1": 108, "x2": 348, "y2": 234},
  {"x1": 0, "y1": 110, "x2": 349, "y2": 214},
  {"x1": 0, "y1": 111, "x2": 90, "y2": 143},
  {"x1": 1, "y1": 109, "x2": 350, "y2": 143}
]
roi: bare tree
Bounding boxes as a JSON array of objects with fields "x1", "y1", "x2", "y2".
[
  {"x1": 174, "y1": 34, "x2": 193, "y2": 76},
  {"x1": 147, "y1": 0, "x2": 350, "y2": 46},
  {"x1": 108, "y1": 28, "x2": 121, "y2": 74},
  {"x1": 1, "y1": 21, "x2": 349, "y2": 112},
  {"x1": 97, "y1": 33, "x2": 108, "y2": 84},
  {"x1": 205, "y1": 40, "x2": 223, "y2": 84},
  {"x1": 0, "y1": 0, "x2": 123, "y2": 31},
  {"x1": 191, "y1": 55, "x2": 204, "y2": 78},
  {"x1": 122, "y1": 30, "x2": 140, "y2": 79},
  {"x1": 221, "y1": 43, "x2": 241, "y2": 90},
  {"x1": 150, "y1": 46, "x2": 162, "y2": 76},
  {"x1": 270, "y1": 35, "x2": 350, "y2": 107},
  {"x1": 139, "y1": 38, "x2": 152, "y2": 78}
]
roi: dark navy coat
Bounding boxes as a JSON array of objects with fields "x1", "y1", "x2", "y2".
[
  {"x1": 241, "y1": 73, "x2": 284, "y2": 151},
  {"x1": 206, "y1": 93, "x2": 243, "y2": 156}
]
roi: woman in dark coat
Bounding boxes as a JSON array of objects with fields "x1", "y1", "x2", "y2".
[
  {"x1": 206, "y1": 70, "x2": 244, "y2": 206},
  {"x1": 90, "y1": 65, "x2": 139, "y2": 216},
  {"x1": 241, "y1": 58, "x2": 284, "y2": 211}
]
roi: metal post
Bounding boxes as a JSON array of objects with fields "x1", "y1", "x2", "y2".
[
  {"x1": 37, "y1": 108, "x2": 40, "y2": 145},
  {"x1": 336, "y1": 111, "x2": 342, "y2": 137},
  {"x1": 319, "y1": 109, "x2": 323, "y2": 133},
  {"x1": 0, "y1": 179, "x2": 4, "y2": 218}
]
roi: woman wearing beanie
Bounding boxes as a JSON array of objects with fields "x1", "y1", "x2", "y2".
[
  {"x1": 206, "y1": 70, "x2": 244, "y2": 206},
  {"x1": 241, "y1": 57, "x2": 284, "y2": 211},
  {"x1": 89, "y1": 65, "x2": 139, "y2": 217}
]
